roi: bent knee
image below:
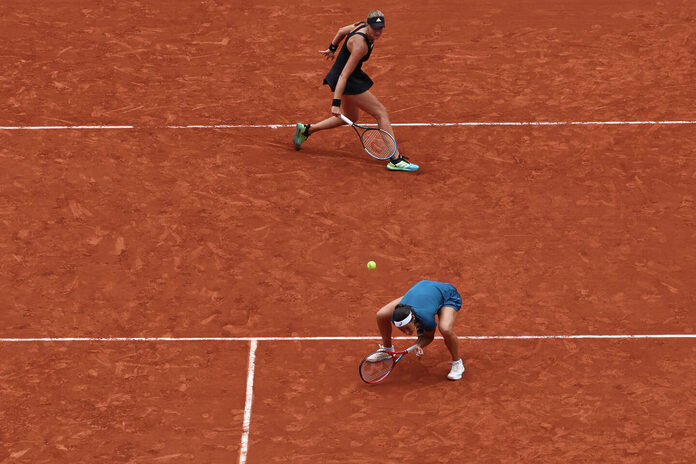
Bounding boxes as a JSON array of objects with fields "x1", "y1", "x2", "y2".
[
  {"x1": 439, "y1": 326, "x2": 456, "y2": 337},
  {"x1": 374, "y1": 108, "x2": 389, "y2": 123},
  {"x1": 364, "y1": 104, "x2": 388, "y2": 122}
]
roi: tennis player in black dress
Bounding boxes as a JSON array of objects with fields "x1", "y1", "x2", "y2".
[{"x1": 293, "y1": 10, "x2": 419, "y2": 172}]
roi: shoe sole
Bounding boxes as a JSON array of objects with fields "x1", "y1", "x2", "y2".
[
  {"x1": 447, "y1": 367, "x2": 465, "y2": 380},
  {"x1": 366, "y1": 352, "x2": 392, "y2": 362},
  {"x1": 387, "y1": 166, "x2": 420, "y2": 172},
  {"x1": 293, "y1": 124, "x2": 305, "y2": 151}
]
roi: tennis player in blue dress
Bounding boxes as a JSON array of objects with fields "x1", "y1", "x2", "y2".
[
  {"x1": 292, "y1": 10, "x2": 419, "y2": 172},
  {"x1": 374, "y1": 280, "x2": 465, "y2": 380}
]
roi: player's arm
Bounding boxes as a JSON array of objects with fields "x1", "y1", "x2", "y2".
[
  {"x1": 414, "y1": 329, "x2": 435, "y2": 357},
  {"x1": 319, "y1": 24, "x2": 355, "y2": 59},
  {"x1": 331, "y1": 37, "x2": 367, "y2": 115},
  {"x1": 416, "y1": 330, "x2": 436, "y2": 349},
  {"x1": 331, "y1": 24, "x2": 357, "y2": 48}
]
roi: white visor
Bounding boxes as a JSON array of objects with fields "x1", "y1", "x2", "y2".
[{"x1": 393, "y1": 311, "x2": 413, "y2": 327}]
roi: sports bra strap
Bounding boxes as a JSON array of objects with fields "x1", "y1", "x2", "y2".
[{"x1": 349, "y1": 25, "x2": 371, "y2": 44}]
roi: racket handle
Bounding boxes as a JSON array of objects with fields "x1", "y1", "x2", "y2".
[
  {"x1": 406, "y1": 344, "x2": 419, "y2": 353},
  {"x1": 339, "y1": 114, "x2": 354, "y2": 126}
]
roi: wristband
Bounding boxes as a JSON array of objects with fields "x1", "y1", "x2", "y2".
[
  {"x1": 329, "y1": 43, "x2": 338, "y2": 52},
  {"x1": 332, "y1": 98, "x2": 341, "y2": 107}
]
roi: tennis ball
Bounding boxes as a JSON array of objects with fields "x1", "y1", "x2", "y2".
[{"x1": 367, "y1": 260, "x2": 377, "y2": 270}]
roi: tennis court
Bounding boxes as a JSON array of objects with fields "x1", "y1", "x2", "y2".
[{"x1": 2, "y1": 0, "x2": 696, "y2": 462}]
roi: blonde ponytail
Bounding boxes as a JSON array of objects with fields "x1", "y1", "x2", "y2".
[{"x1": 367, "y1": 10, "x2": 384, "y2": 21}]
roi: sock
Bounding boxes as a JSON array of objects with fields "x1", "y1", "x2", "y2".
[{"x1": 303, "y1": 124, "x2": 311, "y2": 137}]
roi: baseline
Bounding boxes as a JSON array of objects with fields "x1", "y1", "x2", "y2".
[
  {"x1": 1, "y1": 120, "x2": 696, "y2": 130},
  {"x1": 1, "y1": 334, "x2": 696, "y2": 342}
]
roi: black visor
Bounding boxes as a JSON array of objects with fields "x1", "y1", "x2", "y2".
[{"x1": 367, "y1": 16, "x2": 385, "y2": 28}]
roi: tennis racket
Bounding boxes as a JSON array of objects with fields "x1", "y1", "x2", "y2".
[
  {"x1": 340, "y1": 114, "x2": 397, "y2": 160},
  {"x1": 359, "y1": 344, "x2": 418, "y2": 384}
]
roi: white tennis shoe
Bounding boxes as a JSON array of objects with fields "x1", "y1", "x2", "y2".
[
  {"x1": 366, "y1": 344, "x2": 394, "y2": 362},
  {"x1": 447, "y1": 359, "x2": 465, "y2": 380}
]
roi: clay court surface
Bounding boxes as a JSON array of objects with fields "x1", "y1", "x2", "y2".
[{"x1": 1, "y1": 0, "x2": 696, "y2": 462}]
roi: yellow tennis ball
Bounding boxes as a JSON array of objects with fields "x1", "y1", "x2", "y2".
[{"x1": 367, "y1": 260, "x2": 376, "y2": 269}]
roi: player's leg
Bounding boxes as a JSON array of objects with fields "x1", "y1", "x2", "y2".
[
  {"x1": 345, "y1": 91, "x2": 397, "y2": 150},
  {"x1": 345, "y1": 91, "x2": 418, "y2": 171},
  {"x1": 438, "y1": 306, "x2": 465, "y2": 380},
  {"x1": 375, "y1": 297, "x2": 402, "y2": 349},
  {"x1": 342, "y1": 99, "x2": 360, "y2": 123},
  {"x1": 293, "y1": 102, "x2": 360, "y2": 150},
  {"x1": 438, "y1": 306, "x2": 460, "y2": 361},
  {"x1": 294, "y1": 116, "x2": 341, "y2": 149},
  {"x1": 306, "y1": 115, "x2": 344, "y2": 133},
  {"x1": 312, "y1": 100, "x2": 359, "y2": 132}
]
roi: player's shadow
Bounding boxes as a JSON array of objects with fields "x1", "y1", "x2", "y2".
[
  {"x1": 367, "y1": 361, "x2": 455, "y2": 390},
  {"x1": 267, "y1": 133, "x2": 380, "y2": 166}
]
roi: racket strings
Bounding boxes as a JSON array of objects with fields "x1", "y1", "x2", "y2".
[
  {"x1": 362, "y1": 129, "x2": 396, "y2": 159},
  {"x1": 359, "y1": 355, "x2": 393, "y2": 383}
]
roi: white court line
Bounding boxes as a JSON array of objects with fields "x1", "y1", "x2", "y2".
[
  {"x1": 397, "y1": 120, "x2": 696, "y2": 127},
  {"x1": 1, "y1": 120, "x2": 696, "y2": 130},
  {"x1": 239, "y1": 339, "x2": 257, "y2": 464},
  {"x1": 1, "y1": 334, "x2": 695, "y2": 342},
  {"x1": 3, "y1": 332, "x2": 693, "y2": 464},
  {"x1": 0, "y1": 125, "x2": 135, "y2": 130}
]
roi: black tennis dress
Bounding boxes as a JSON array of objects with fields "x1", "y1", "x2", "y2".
[{"x1": 323, "y1": 24, "x2": 374, "y2": 95}]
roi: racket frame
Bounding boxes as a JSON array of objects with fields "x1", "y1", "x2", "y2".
[
  {"x1": 359, "y1": 344, "x2": 418, "y2": 384},
  {"x1": 340, "y1": 114, "x2": 397, "y2": 160}
]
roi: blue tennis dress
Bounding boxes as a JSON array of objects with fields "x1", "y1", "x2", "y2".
[{"x1": 400, "y1": 280, "x2": 462, "y2": 332}]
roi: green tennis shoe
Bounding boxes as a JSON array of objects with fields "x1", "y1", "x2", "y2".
[
  {"x1": 387, "y1": 155, "x2": 419, "y2": 172},
  {"x1": 294, "y1": 123, "x2": 309, "y2": 150}
]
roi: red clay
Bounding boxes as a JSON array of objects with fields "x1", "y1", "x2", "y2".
[{"x1": 1, "y1": 0, "x2": 696, "y2": 462}]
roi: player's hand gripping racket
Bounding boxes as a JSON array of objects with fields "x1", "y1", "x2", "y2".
[
  {"x1": 359, "y1": 344, "x2": 418, "y2": 384},
  {"x1": 340, "y1": 114, "x2": 397, "y2": 160}
]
